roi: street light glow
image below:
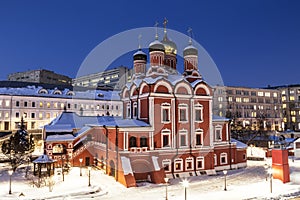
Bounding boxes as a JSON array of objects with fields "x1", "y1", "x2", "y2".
[{"x1": 182, "y1": 180, "x2": 189, "y2": 188}]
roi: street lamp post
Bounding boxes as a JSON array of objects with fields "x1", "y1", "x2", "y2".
[
  {"x1": 223, "y1": 170, "x2": 228, "y2": 191},
  {"x1": 79, "y1": 158, "x2": 83, "y2": 176},
  {"x1": 8, "y1": 169, "x2": 13, "y2": 194},
  {"x1": 268, "y1": 168, "x2": 273, "y2": 193},
  {"x1": 164, "y1": 177, "x2": 169, "y2": 200},
  {"x1": 182, "y1": 180, "x2": 189, "y2": 200},
  {"x1": 88, "y1": 166, "x2": 91, "y2": 187}
]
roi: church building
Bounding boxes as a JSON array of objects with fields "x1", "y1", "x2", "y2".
[{"x1": 43, "y1": 21, "x2": 247, "y2": 187}]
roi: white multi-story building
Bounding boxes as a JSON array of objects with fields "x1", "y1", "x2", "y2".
[{"x1": 0, "y1": 82, "x2": 122, "y2": 133}]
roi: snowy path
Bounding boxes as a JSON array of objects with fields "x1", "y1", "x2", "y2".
[{"x1": 0, "y1": 159, "x2": 299, "y2": 200}]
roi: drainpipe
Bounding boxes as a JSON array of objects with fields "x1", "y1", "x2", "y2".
[
  {"x1": 136, "y1": 87, "x2": 140, "y2": 120},
  {"x1": 171, "y1": 92, "x2": 178, "y2": 179},
  {"x1": 115, "y1": 125, "x2": 119, "y2": 181},
  {"x1": 229, "y1": 122, "x2": 232, "y2": 170},
  {"x1": 189, "y1": 95, "x2": 198, "y2": 176},
  {"x1": 103, "y1": 125, "x2": 108, "y2": 175}
]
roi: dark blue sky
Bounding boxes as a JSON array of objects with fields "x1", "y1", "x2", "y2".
[{"x1": 0, "y1": 0, "x2": 299, "y2": 87}]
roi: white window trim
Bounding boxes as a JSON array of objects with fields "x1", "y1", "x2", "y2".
[
  {"x1": 161, "y1": 103, "x2": 171, "y2": 123},
  {"x1": 126, "y1": 103, "x2": 131, "y2": 118},
  {"x1": 162, "y1": 159, "x2": 171, "y2": 172},
  {"x1": 194, "y1": 103, "x2": 203, "y2": 123},
  {"x1": 215, "y1": 125, "x2": 223, "y2": 141},
  {"x1": 178, "y1": 104, "x2": 188, "y2": 123},
  {"x1": 185, "y1": 157, "x2": 194, "y2": 171},
  {"x1": 174, "y1": 158, "x2": 183, "y2": 172},
  {"x1": 161, "y1": 129, "x2": 171, "y2": 148},
  {"x1": 196, "y1": 156, "x2": 205, "y2": 170},
  {"x1": 220, "y1": 153, "x2": 227, "y2": 165},
  {"x1": 214, "y1": 154, "x2": 217, "y2": 166},
  {"x1": 133, "y1": 102, "x2": 137, "y2": 118},
  {"x1": 179, "y1": 130, "x2": 188, "y2": 147},
  {"x1": 195, "y1": 129, "x2": 203, "y2": 146}
]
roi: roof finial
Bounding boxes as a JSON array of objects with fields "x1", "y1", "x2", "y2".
[
  {"x1": 187, "y1": 27, "x2": 193, "y2": 45},
  {"x1": 138, "y1": 34, "x2": 142, "y2": 50},
  {"x1": 154, "y1": 21, "x2": 159, "y2": 40},
  {"x1": 163, "y1": 17, "x2": 168, "y2": 34}
]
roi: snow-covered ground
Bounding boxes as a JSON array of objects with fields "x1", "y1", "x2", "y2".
[{"x1": 0, "y1": 158, "x2": 299, "y2": 200}]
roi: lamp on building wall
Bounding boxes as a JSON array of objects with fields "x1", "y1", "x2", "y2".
[
  {"x1": 88, "y1": 166, "x2": 91, "y2": 187},
  {"x1": 223, "y1": 170, "x2": 228, "y2": 191},
  {"x1": 164, "y1": 177, "x2": 169, "y2": 200},
  {"x1": 79, "y1": 158, "x2": 83, "y2": 176},
  {"x1": 8, "y1": 169, "x2": 13, "y2": 194}
]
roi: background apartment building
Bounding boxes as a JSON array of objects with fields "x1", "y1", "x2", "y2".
[
  {"x1": 213, "y1": 86, "x2": 282, "y2": 131},
  {"x1": 0, "y1": 81, "x2": 122, "y2": 134},
  {"x1": 72, "y1": 66, "x2": 132, "y2": 89},
  {"x1": 272, "y1": 84, "x2": 300, "y2": 131},
  {"x1": 8, "y1": 69, "x2": 72, "y2": 85}
]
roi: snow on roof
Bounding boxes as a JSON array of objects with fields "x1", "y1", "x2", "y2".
[
  {"x1": 33, "y1": 154, "x2": 55, "y2": 163},
  {"x1": 121, "y1": 156, "x2": 133, "y2": 175},
  {"x1": 45, "y1": 112, "x2": 150, "y2": 135},
  {"x1": 152, "y1": 156, "x2": 160, "y2": 171},
  {"x1": 0, "y1": 85, "x2": 120, "y2": 100},
  {"x1": 212, "y1": 115, "x2": 230, "y2": 121},
  {"x1": 231, "y1": 139, "x2": 247, "y2": 149},
  {"x1": 46, "y1": 134, "x2": 74, "y2": 142}
]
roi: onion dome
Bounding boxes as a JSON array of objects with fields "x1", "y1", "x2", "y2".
[
  {"x1": 149, "y1": 40, "x2": 165, "y2": 52},
  {"x1": 183, "y1": 44, "x2": 198, "y2": 56},
  {"x1": 161, "y1": 35, "x2": 177, "y2": 55},
  {"x1": 133, "y1": 50, "x2": 147, "y2": 61}
]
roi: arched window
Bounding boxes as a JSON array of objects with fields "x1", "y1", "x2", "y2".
[
  {"x1": 140, "y1": 137, "x2": 147, "y2": 147},
  {"x1": 129, "y1": 136, "x2": 137, "y2": 148}
]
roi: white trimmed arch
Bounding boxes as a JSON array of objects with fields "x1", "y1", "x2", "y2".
[
  {"x1": 194, "y1": 83, "x2": 211, "y2": 96},
  {"x1": 174, "y1": 81, "x2": 192, "y2": 95},
  {"x1": 154, "y1": 80, "x2": 173, "y2": 94}
]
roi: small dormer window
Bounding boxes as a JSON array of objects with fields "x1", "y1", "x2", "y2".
[
  {"x1": 53, "y1": 90, "x2": 62, "y2": 95},
  {"x1": 98, "y1": 93, "x2": 104, "y2": 97},
  {"x1": 38, "y1": 89, "x2": 48, "y2": 94}
]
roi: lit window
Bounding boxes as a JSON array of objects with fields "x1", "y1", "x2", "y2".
[
  {"x1": 283, "y1": 104, "x2": 286, "y2": 108},
  {"x1": 273, "y1": 93, "x2": 277, "y2": 97},
  {"x1": 265, "y1": 92, "x2": 270, "y2": 97},
  {"x1": 39, "y1": 113, "x2": 43, "y2": 119},
  {"x1": 292, "y1": 117, "x2": 296, "y2": 122},
  {"x1": 290, "y1": 96, "x2": 295, "y2": 101},
  {"x1": 39, "y1": 102, "x2": 43, "y2": 107},
  {"x1": 218, "y1": 97, "x2": 223, "y2": 102},
  {"x1": 179, "y1": 104, "x2": 188, "y2": 122},
  {"x1": 195, "y1": 103, "x2": 203, "y2": 122},
  {"x1": 174, "y1": 158, "x2": 183, "y2": 172},
  {"x1": 47, "y1": 103, "x2": 50, "y2": 108},
  {"x1": 243, "y1": 98, "x2": 249, "y2": 103},
  {"x1": 5, "y1": 112, "x2": 9, "y2": 118},
  {"x1": 258, "y1": 92, "x2": 264, "y2": 96},
  {"x1": 196, "y1": 157, "x2": 204, "y2": 169},
  {"x1": 5, "y1": 100, "x2": 10, "y2": 107},
  {"x1": 46, "y1": 113, "x2": 50, "y2": 119},
  {"x1": 236, "y1": 97, "x2": 242, "y2": 102},
  {"x1": 282, "y1": 96, "x2": 286, "y2": 102}
]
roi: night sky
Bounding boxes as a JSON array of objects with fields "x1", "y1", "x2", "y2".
[{"x1": 0, "y1": 0, "x2": 299, "y2": 87}]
